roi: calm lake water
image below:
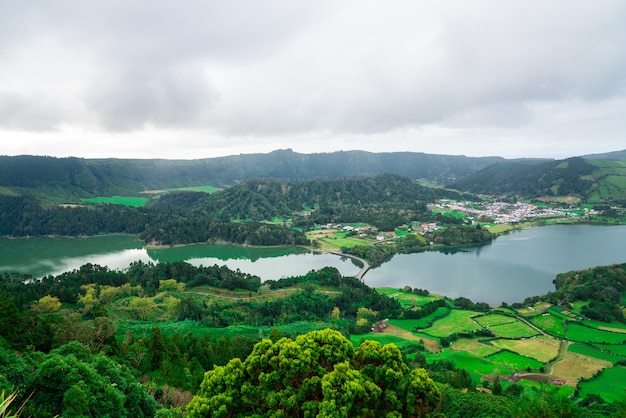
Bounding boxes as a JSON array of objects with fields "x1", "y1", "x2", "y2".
[
  {"x1": 1, "y1": 224, "x2": 625, "y2": 304},
  {"x1": 364, "y1": 224, "x2": 626, "y2": 305}
]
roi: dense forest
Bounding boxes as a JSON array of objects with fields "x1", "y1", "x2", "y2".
[
  {"x1": 0, "y1": 150, "x2": 505, "y2": 200},
  {"x1": 0, "y1": 173, "x2": 482, "y2": 246},
  {"x1": 2, "y1": 262, "x2": 626, "y2": 417}
]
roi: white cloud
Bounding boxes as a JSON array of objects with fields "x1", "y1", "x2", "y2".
[{"x1": 0, "y1": 0, "x2": 624, "y2": 159}]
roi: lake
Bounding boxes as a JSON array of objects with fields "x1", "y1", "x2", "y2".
[
  {"x1": 364, "y1": 224, "x2": 626, "y2": 305},
  {"x1": 1, "y1": 224, "x2": 625, "y2": 305}
]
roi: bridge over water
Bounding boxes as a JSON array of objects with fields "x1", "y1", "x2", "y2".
[{"x1": 330, "y1": 251, "x2": 370, "y2": 280}]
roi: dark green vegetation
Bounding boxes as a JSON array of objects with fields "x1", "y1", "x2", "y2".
[
  {"x1": 2, "y1": 149, "x2": 626, "y2": 416},
  {"x1": 449, "y1": 157, "x2": 626, "y2": 204},
  {"x1": 187, "y1": 329, "x2": 441, "y2": 417},
  {"x1": 2, "y1": 260, "x2": 626, "y2": 416},
  {"x1": 0, "y1": 150, "x2": 504, "y2": 200}
]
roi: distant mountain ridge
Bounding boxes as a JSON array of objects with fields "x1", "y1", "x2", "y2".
[{"x1": 0, "y1": 150, "x2": 506, "y2": 201}]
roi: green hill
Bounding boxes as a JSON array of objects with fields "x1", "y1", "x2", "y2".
[
  {"x1": 0, "y1": 150, "x2": 504, "y2": 202},
  {"x1": 447, "y1": 157, "x2": 626, "y2": 203}
]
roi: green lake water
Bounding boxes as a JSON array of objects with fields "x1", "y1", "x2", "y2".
[{"x1": 1, "y1": 224, "x2": 625, "y2": 305}]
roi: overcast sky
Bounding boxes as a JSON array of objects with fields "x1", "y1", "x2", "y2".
[{"x1": 0, "y1": 1, "x2": 624, "y2": 160}]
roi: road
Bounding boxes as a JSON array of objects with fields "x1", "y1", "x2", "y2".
[{"x1": 329, "y1": 251, "x2": 370, "y2": 280}]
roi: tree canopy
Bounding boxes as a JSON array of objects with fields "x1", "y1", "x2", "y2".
[{"x1": 187, "y1": 328, "x2": 441, "y2": 417}]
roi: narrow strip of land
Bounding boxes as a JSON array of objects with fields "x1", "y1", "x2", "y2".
[{"x1": 330, "y1": 251, "x2": 370, "y2": 280}]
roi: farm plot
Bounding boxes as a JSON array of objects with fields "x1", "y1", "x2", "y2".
[
  {"x1": 81, "y1": 196, "x2": 148, "y2": 206},
  {"x1": 450, "y1": 338, "x2": 500, "y2": 358},
  {"x1": 473, "y1": 313, "x2": 516, "y2": 327},
  {"x1": 530, "y1": 313, "x2": 565, "y2": 336},
  {"x1": 420, "y1": 310, "x2": 483, "y2": 337},
  {"x1": 376, "y1": 288, "x2": 441, "y2": 307},
  {"x1": 485, "y1": 351, "x2": 544, "y2": 372},
  {"x1": 389, "y1": 309, "x2": 451, "y2": 332},
  {"x1": 566, "y1": 323, "x2": 626, "y2": 344},
  {"x1": 425, "y1": 350, "x2": 510, "y2": 377},
  {"x1": 490, "y1": 336, "x2": 560, "y2": 363},
  {"x1": 598, "y1": 343, "x2": 626, "y2": 357},
  {"x1": 568, "y1": 343, "x2": 624, "y2": 364},
  {"x1": 578, "y1": 366, "x2": 626, "y2": 403},
  {"x1": 551, "y1": 352, "x2": 612, "y2": 386},
  {"x1": 488, "y1": 320, "x2": 539, "y2": 339}
]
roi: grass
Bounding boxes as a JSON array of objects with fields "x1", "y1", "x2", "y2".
[
  {"x1": 566, "y1": 323, "x2": 626, "y2": 344},
  {"x1": 551, "y1": 351, "x2": 613, "y2": 386},
  {"x1": 489, "y1": 336, "x2": 560, "y2": 363},
  {"x1": 488, "y1": 320, "x2": 540, "y2": 339},
  {"x1": 425, "y1": 350, "x2": 510, "y2": 377},
  {"x1": 485, "y1": 351, "x2": 545, "y2": 371},
  {"x1": 354, "y1": 324, "x2": 440, "y2": 353},
  {"x1": 450, "y1": 338, "x2": 501, "y2": 358},
  {"x1": 376, "y1": 288, "x2": 441, "y2": 307},
  {"x1": 598, "y1": 343, "x2": 626, "y2": 357},
  {"x1": 580, "y1": 319, "x2": 626, "y2": 333},
  {"x1": 568, "y1": 343, "x2": 625, "y2": 364},
  {"x1": 529, "y1": 313, "x2": 565, "y2": 336},
  {"x1": 578, "y1": 366, "x2": 626, "y2": 403},
  {"x1": 420, "y1": 309, "x2": 483, "y2": 337},
  {"x1": 473, "y1": 313, "x2": 516, "y2": 327},
  {"x1": 388, "y1": 309, "x2": 451, "y2": 331},
  {"x1": 81, "y1": 196, "x2": 148, "y2": 206}
]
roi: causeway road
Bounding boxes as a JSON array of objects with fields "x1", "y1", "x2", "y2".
[{"x1": 330, "y1": 251, "x2": 370, "y2": 280}]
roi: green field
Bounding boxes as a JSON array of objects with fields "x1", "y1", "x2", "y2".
[
  {"x1": 488, "y1": 320, "x2": 540, "y2": 339},
  {"x1": 485, "y1": 351, "x2": 545, "y2": 371},
  {"x1": 421, "y1": 310, "x2": 483, "y2": 337},
  {"x1": 578, "y1": 366, "x2": 626, "y2": 402},
  {"x1": 164, "y1": 185, "x2": 218, "y2": 193},
  {"x1": 376, "y1": 288, "x2": 441, "y2": 307},
  {"x1": 450, "y1": 338, "x2": 501, "y2": 358},
  {"x1": 568, "y1": 343, "x2": 625, "y2": 364},
  {"x1": 81, "y1": 196, "x2": 148, "y2": 206},
  {"x1": 529, "y1": 313, "x2": 565, "y2": 336},
  {"x1": 474, "y1": 313, "x2": 516, "y2": 327},
  {"x1": 598, "y1": 343, "x2": 626, "y2": 357},
  {"x1": 388, "y1": 309, "x2": 451, "y2": 331},
  {"x1": 566, "y1": 323, "x2": 626, "y2": 344},
  {"x1": 425, "y1": 350, "x2": 510, "y2": 380},
  {"x1": 490, "y1": 336, "x2": 560, "y2": 363}
]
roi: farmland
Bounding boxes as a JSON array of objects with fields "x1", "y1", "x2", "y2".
[{"x1": 357, "y1": 292, "x2": 626, "y2": 399}]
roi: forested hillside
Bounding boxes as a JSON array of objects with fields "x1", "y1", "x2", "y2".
[
  {"x1": 0, "y1": 150, "x2": 504, "y2": 201},
  {"x1": 447, "y1": 157, "x2": 626, "y2": 203}
]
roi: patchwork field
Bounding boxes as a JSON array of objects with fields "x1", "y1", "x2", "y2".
[
  {"x1": 566, "y1": 323, "x2": 626, "y2": 344},
  {"x1": 488, "y1": 320, "x2": 539, "y2": 339},
  {"x1": 530, "y1": 313, "x2": 565, "y2": 336},
  {"x1": 485, "y1": 351, "x2": 544, "y2": 371},
  {"x1": 421, "y1": 310, "x2": 483, "y2": 337},
  {"x1": 551, "y1": 352, "x2": 612, "y2": 386},
  {"x1": 578, "y1": 366, "x2": 626, "y2": 402},
  {"x1": 490, "y1": 336, "x2": 560, "y2": 363},
  {"x1": 450, "y1": 338, "x2": 500, "y2": 358}
]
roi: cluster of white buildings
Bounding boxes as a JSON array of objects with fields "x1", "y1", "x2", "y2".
[{"x1": 432, "y1": 201, "x2": 580, "y2": 224}]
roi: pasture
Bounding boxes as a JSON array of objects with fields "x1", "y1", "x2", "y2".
[
  {"x1": 530, "y1": 313, "x2": 565, "y2": 336},
  {"x1": 488, "y1": 320, "x2": 539, "y2": 339},
  {"x1": 450, "y1": 338, "x2": 500, "y2": 358},
  {"x1": 566, "y1": 323, "x2": 626, "y2": 344},
  {"x1": 578, "y1": 366, "x2": 626, "y2": 403},
  {"x1": 376, "y1": 287, "x2": 441, "y2": 307},
  {"x1": 81, "y1": 196, "x2": 148, "y2": 206},
  {"x1": 473, "y1": 313, "x2": 516, "y2": 327},
  {"x1": 485, "y1": 351, "x2": 544, "y2": 372},
  {"x1": 551, "y1": 352, "x2": 612, "y2": 386},
  {"x1": 568, "y1": 343, "x2": 624, "y2": 364},
  {"x1": 489, "y1": 336, "x2": 560, "y2": 363},
  {"x1": 421, "y1": 309, "x2": 483, "y2": 337}
]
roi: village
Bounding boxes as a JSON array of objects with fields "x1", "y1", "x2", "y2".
[{"x1": 429, "y1": 200, "x2": 595, "y2": 224}]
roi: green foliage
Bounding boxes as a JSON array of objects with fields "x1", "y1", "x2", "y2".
[{"x1": 187, "y1": 329, "x2": 441, "y2": 417}]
